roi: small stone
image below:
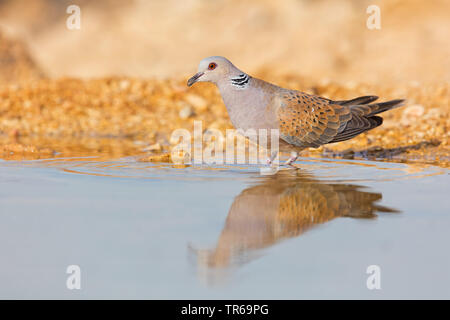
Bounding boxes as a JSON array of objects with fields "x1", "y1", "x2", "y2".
[
  {"x1": 142, "y1": 143, "x2": 161, "y2": 152},
  {"x1": 424, "y1": 108, "x2": 440, "y2": 119},
  {"x1": 179, "y1": 105, "x2": 195, "y2": 119},
  {"x1": 185, "y1": 93, "x2": 207, "y2": 112},
  {"x1": 138, "y1": 153, "x2": 171, "y2": 162},
  {"x1": 171, "y1": 149, "x2": 191, "y2": 164},
  {"x1": 401, "y1": 104, "x2": 425, "y2": 125},
  {"x1": 403, "y1": 104, "x2": 425, "y2": 117},
  {"x1": 119, "y1": 80, "x2": 130, "y2": 91},
  {"x1": 133, "y1": 140, "x2": 146, "y2": 146}
]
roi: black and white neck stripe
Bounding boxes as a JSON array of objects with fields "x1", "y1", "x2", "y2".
[{"x1": 230, "y1": 73, "x2": 250, "y2": 89}]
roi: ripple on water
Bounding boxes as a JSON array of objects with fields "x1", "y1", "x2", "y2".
[
  {"x1": 2, "y1": 155, "x2": 446, "y2": 183},
  {"x1": 0, "y1": 155, "x2": 448, "y2": 293}
]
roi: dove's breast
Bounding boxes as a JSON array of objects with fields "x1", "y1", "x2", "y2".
[{"x1": 218, "y1": 78, "x2": 281, "y2": 131}]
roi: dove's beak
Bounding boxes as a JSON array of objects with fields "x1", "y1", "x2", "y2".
[{"x1": 187, "y1": 72, "x2": 204, "y2": 87}]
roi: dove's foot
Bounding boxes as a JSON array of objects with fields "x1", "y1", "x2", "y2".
[
  {"x1": 284, "y1": 152, "x2": 299, "y2": 167},
  {"x1": 266, "y1": 151, "x2": 279, "y2": 165}
]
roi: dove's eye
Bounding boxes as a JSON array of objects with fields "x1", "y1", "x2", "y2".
[{"x1": 208, "y1": 63, "x2": 217, "y2": 70}]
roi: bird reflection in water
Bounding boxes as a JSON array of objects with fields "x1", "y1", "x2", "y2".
[{"x1": 191, "y1": 169, "x2": 399, "y2": 284}]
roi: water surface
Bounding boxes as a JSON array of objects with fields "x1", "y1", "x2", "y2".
[{"x1": 0, "y1": 157, "x2": 449, "y2": 299}]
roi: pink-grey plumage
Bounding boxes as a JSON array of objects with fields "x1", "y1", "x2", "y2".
[{"x1": 187, "y1": 56, "x2": 405, "y2": 164}]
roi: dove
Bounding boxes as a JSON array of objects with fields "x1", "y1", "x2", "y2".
[{"x1": 187, "y1": 56, "x2": 405, "y2": 165}]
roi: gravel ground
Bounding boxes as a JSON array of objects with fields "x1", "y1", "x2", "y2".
[{"x1": 0, "y1": 76, "x2": 448, "y2": 166}]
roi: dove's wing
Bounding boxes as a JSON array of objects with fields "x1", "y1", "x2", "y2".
[
  {"x1": 277, "y1": 92, "x2": 352, "y2": 148},
  {"x1": 277, "y1": 91, "x2": 405, "y2": 148}
]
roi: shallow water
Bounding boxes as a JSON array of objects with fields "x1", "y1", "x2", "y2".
[{"x1": 0, "y1": 157, "x2": 449, "y2": 299}]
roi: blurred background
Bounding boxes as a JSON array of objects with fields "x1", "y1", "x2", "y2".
[{"x1": 1, "y1": 0, "x2": 449, "y2": 83}]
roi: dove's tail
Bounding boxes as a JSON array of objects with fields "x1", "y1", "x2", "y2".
[
  {"x1": 358, "y1": 99, "x2": 406, "y2": 116},
  {"x1": 329, "y1": 97, "x2": 406, "y2": 143},
  {"x1": 333, "y1": 95, "x2": 379, "y2": 106},
  {"x1": 333, "y1": 96, "x2": 406, "y2": 112}
]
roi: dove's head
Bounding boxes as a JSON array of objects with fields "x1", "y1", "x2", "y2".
[{"x1": 187, "y1": 56, "x2": 241, "y2": 87}]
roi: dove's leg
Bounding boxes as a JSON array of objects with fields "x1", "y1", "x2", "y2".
[
  {"x1": 266, "y1": 151, "x2": 278, "y2": 165},
  {"x1": 284, "y1": 152, "x2": 298, "y2": 166}
]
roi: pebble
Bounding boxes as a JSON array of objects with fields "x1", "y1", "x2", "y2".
[
  {"x1": 142, "y1": 143, "x2": 162, "y2": 152},
  {"x1": 185, "y1": 93, "x2": 208, "y2": 112},
  {"x1": 179, "y1": 105, "x2": 195, "y2": 119},
  {"x1": 401, "y1": 104, "x2": 425, "y2": 125}
]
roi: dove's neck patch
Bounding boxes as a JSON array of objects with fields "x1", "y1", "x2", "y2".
[{"x1": 230, "y1": 73, "x2": 250, "y2": 89}]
